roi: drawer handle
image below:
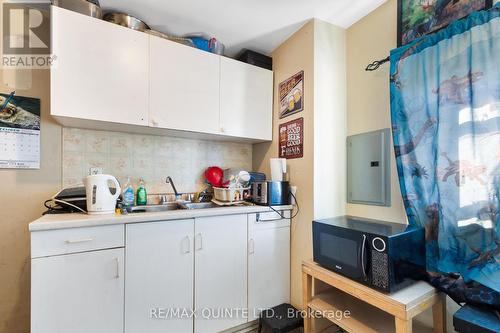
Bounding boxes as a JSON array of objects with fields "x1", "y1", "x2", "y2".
[{"x1": 65, "y1": 238, "x2": 93, "y2": 244}]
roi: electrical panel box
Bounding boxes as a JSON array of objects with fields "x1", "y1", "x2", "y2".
[{"x1": 347, "y1": 128, "x2": 391, "y2": 206}]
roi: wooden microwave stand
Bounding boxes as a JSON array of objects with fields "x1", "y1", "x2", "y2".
[{"x1": 302, "y1": 260, "x2": 446, "y2": 333}]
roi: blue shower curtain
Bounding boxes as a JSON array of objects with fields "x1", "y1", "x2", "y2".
[{"x1": 390, "y1": 5, "x2": 499, "y2": 292}]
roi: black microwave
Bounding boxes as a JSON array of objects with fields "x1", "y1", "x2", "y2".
[{"x1": 313, "y1": 215, "x2": 426, "y2": 293}]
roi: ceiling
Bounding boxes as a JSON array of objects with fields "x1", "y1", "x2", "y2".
[{"x1": 99, "y1": 0, "x2": 387, "y2": 56}]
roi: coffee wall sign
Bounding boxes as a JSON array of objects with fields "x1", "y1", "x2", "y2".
[
  {"x1": 279, "y1": 117, "x2": 304, "y2": 159},
  {"x1": 279, "y1": 71, "x2": 303, "y2": 119}
]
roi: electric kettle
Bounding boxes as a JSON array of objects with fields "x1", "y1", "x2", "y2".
[{"x1": 85, "y1": 174, "x2": 121, "y2": 214}]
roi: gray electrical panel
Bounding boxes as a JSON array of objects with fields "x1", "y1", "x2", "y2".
[{"x1": 347, "y1": 128, "x2": 391, "y2": 206}]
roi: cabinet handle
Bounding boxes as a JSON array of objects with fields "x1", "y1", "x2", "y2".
[
  {"x1": 114, "y1": 258, "x2": 120, "y2": 279},
  {"x1": 256, "y1": 212, "x2": 284, "y2": 222},
  {"x1": 195, "y1": 233, "x2": 203, "y2": 251},
  {"x1": 249, "y1": 238, "x2": 255, "y2": 254},
  {"x1": 65, "y1": 238, "x2": 93, "y2": 244},
  {"x1": 182, "y1": 235, "x2": 191, "y2": 254}
]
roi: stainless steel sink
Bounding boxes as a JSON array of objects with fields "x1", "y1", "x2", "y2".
[
  {"x1": 178, "y1": 202, "x2": 218, "y2": 210},
  {"x1": 129, "y1": 203, "x2": 179, "y2": 213},
  {"x1": 129, "y1": 201, "x2": 218, "y2": 213}
]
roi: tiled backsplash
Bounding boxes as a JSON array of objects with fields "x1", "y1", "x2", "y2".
[{"x1": 62, "y1": 128, "x2": 252, "y2": 196}]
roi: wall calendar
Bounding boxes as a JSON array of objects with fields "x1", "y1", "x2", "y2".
[{"x1": 0, "y1": 92, "x2": 41, "y2": 169}]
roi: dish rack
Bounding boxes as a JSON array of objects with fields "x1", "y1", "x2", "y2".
[{"x1": 213, "y1": 187, "x2": 249, "y2": 203}]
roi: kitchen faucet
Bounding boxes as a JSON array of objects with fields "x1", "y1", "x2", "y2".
[{"x1": 165, "y1": 176, "x2": 180, "y2": 199}]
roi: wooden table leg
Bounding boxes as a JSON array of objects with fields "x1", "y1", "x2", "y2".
[
  {"x1": 302, "y1": 271, "x2": 312, "y2": 333},
  {"x1": 432, "y1": 293, "x2": 447, "y2": 333},
  {"x1": 395, "y1": 317, "x2": 412, "y2": 333}
]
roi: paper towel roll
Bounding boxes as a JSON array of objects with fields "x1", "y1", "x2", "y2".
[{"x1": 270, "y1": 158, "x2": 286, "y2": 181}]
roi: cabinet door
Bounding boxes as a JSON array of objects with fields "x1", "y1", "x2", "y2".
[
  {"x1": 149, "y1": 35, "x2": 220, "y2": 134},
  {"x1": 51, "y1": 6, "x2": 149, "y2": 126},
  {"x1": 220, "y1": 57, "x2": 273, "y2": 140},
  {"x1": 125, "y1": 219, "x2": 194, "y2": 333},
  {"x1": 194, "y1": 215, "x2": 247, "y2": 333},
  {"x1": 248, "y1": 225, "x2": 290, "y2": 321},
  {"x1": 31, "y1": 248, "x2": 124, "y2": 333}
]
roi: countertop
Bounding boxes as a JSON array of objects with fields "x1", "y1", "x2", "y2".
[{"x1": 29, "y1": 204, "x2": 293, "y2": 231}]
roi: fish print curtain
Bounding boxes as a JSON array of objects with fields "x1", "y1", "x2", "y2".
[{"x1": 390, "y1": 5, "x2": 499, "y2": 293}]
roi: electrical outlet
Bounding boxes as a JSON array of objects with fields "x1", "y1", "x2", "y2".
[{"x1": 89, "y1": 167, "x2": 102, "y2": 175}]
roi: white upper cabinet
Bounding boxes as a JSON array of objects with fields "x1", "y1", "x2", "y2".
[
  {"x1": 50, "y1": 6, "x2": 273, "y2": 141},
  {"x1": 149, "y1": 36, "x2": 220, "y2": 134},
  {"x1": 51, "y1": 6, "x2": 149, "y2": 126},
  {"x1": 220, "y1": 57, "x2": 273, "y2": 140}
]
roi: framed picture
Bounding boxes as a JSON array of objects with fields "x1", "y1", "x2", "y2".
[
  {"x1": 279, "y1": 117, "x2": 304, "y2": 159},
  {"x1": 279, "y1": 71, "x2": 304, "y2": 119},
  {"x1": 398, "y1": 0, "x2": 493, "y2": 46}
]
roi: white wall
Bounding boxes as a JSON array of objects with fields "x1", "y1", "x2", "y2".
[
  {"x1": 0, "y1": 69, "x2": 61, "y2": 333},
  {"x1": 313, "y1": 20, "x2": 347, "y2": 220},
  {"x1": 346, "y1": 0, "x2": 406, "y2": 223}
]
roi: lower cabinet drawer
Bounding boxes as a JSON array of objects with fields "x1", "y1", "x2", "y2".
[{"x1": 31, "y1": 224, "x2": 124, "y2": 258}]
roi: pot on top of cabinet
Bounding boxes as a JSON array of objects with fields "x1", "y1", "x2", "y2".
[
  {"x1": 103, "y1": 12, "x2": 150, "y2": 31},
  {"x1": 53, "y1": 0, "x2": 103, "y2": 18}
]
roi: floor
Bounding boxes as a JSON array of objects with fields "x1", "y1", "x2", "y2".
[{"x1": 251, "y1": 326, "x2": 343, "y2": 333}]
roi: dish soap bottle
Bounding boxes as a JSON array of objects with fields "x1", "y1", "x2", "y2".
[
  {"x1": 122, "y1": 176, "x2": 135, "y2": 207},
  {"x1": 136, "y1": 178, "x2": 147, "y2": 206}
]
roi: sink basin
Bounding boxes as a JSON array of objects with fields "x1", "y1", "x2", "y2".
[
  {"x1": 178, "y1": 202, "x2": 218, "y2": 210},
  {"x1": 129, "y1": 201, "x2": 218, "y2": 213},
  {"x1": 129, "y1": 203, "x2": 179, "y2": 213}
]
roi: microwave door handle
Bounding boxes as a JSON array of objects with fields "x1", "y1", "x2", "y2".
[{"x1": 361, "y1": 234, "x2": 367, "y2": 279}]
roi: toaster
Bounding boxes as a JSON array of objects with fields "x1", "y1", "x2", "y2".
[{"x1": 251, "y1": 181, "x2": 291, "y2": 206}]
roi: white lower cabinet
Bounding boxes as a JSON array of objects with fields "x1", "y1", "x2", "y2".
[
  {"x1": 125, "y1": 219, "x2": 194, "y2": 333},
  {"x1": 31, "y1": 248, "x2": 124, "y2": 333},
  {"x1": 31, "y1": 211, "x2": 290, "y2": 333},
  {"x1": 248, "y1": 212, "x2": 291, "y2": 321},
  {"x1": 194, "y1": 214, "x2": 248, "y2": 333}
]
